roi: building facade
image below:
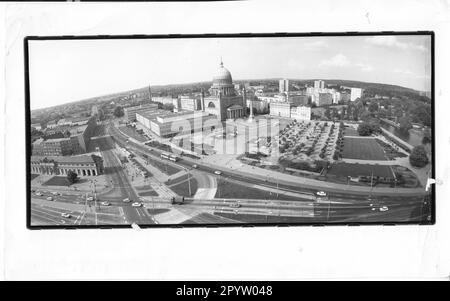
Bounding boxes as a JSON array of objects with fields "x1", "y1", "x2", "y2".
[
  {"x1": 290, "y1": 106, "x2": 311, "y2": 121},
  {"x1": 279, "y1": 79, "x2": 289, "y2": 93},
  {"x1": 30, "y1": 155, "x2": 103, "y2": 177},
  {"x1": 123, "y1": 103, "x2": 159, "y2": 122},
  {"x1": 350, "y1": 88, "x2": 363, "y2": 101},
  {"x1": 202, "y1": 60, "x2": 247, "y2": 121}
]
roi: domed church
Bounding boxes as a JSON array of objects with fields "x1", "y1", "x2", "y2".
[{"x1": 201, "y1": 59, "x2": 247, "y2": 121}]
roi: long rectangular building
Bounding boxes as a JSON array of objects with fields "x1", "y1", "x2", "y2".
[
  {"x1": 123, "y1": 103, "x2": 159, "y2": 122},
  {"x1": 30, "y1": 154, "x2": 104, "y2": 177}
]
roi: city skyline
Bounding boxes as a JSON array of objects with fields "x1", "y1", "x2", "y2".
[{"x1": 28, "y1": 35, "x2": 431, "y2": 110}]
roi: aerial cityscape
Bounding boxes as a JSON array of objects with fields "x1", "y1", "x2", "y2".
[{"x1": 27, "y1": 35, "x2": 433, "y2": 226}]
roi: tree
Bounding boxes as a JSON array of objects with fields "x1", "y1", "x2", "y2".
[
  {"x1": 422, "y1": 130, "x2": 432, "y2": 145},
  {"x1": 398, "y1": 116, "x2": 412, "y2": 133},
  {"x1": 113, "y1": 106, "x2": 124, "y2": 118},
  {"x1": 162, "y1": 103, "x2": 174, "y2": 111},
  {"x1": 357, "y1": 121, "x2": 381, "y2": 136},
  {"x1": 409, "y1": 145, "x2": 429, "y2": 168},
  {"x1": 368, "y1": 102, "x2": 379, "y2": 113},
  {"x1": 66, "y1": 170, "x2": 78, "y2": 185}
]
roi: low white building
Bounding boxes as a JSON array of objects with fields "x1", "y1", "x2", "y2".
[{"x1": 290, "y1": 106, "x2": 311, "y2": 121}]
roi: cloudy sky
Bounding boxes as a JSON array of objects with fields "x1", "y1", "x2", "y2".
[{"x1": 29, "y1": 35, "x2": 431, "y2": 110}]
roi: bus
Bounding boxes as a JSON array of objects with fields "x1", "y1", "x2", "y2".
[
  {"x1": 160, "y1": 153, "x2": 170, "y2": 160},
  {"x1": 169, "y1": 154, "x2": 180, "y2": 162}
]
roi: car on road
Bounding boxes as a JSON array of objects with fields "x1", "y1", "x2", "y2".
[
  {"x1": 46, "y1": 196, "x2": 53, "y2": 201},
  {"x1": 86, "y1": 196, "x2": 94, "y2": 201},
  {"x1": 132, "y1": 202, "x2": 143, "y2": 207},
  {"x1": 123, "y1": 198, "x2": 131, "y2": 203},
  {"x1": 229, "y1": 202, "x2": 241, "y2": 208},
  {"x1": 61, "y1": 213, "x2": 71, "y2": 218},
  {"x1": 379, "y1": 206, "x2": 389, "y2": 212},
  {"x1": 316, "y1": 191, "x2": 327, "y2": 197},
  {"x1": 101, "y1": 201, "x2": 111, "y2": 206},
  {"x1": 51, "y1": 191, "x2": 59, "y2": 196},
  {"x1": 192, "y1": 164, "x2": 198, "y2": 169},
  {"x1": 214, "y1": 170, "x2": 222, "y2": 175},
  {"x1": 35, "y1": 191, "x2": 43, "y2": 196}
]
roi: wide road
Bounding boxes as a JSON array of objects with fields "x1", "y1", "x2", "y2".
[{"x1": 92, "y1": 135, "x2": 156, "y2": 225}]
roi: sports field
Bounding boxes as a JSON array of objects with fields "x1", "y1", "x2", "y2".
[{"x1": 342, "y1": 137, "x2": 386, "y2": 160}]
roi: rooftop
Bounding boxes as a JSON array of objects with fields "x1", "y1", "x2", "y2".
[{"x1": 31, "y1": 155, "x2": 96, "y2": 164}]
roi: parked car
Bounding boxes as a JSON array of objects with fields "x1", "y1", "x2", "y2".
[
  {"x1": 46, "y1": 196, "x2": 53, "y2": 201},
  {"x1": 132, "y1": 202, "x2": 142, "y2": 207},
  {"x1": 192, "y1": 164, "x2": 198, "y2": 169},
  {"x1": 86, "y1": 196, "x2": 94, "y2": 201},
  {"x1": 35, "y1": 192, "x2": 43, "y2": 196},
  {"x1": 61, "y1": 213, "x2": 71, "y2": 218},
  {"x1": 101, "y1": 201, "x2": 111, "y2": 206},
  {"x1": 123, "y1": 198, "x2": 131, "y2": 203},
  {"x1": 214, "y1": 170, "x2": 222, "y2": 175},
  {"x1": 51, "y1": 191, "x2": 59, "y2": 196}
]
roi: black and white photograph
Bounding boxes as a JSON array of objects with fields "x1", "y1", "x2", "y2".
[{"x1": 26, "y1": 33, "x2": 434, "y2": 227}]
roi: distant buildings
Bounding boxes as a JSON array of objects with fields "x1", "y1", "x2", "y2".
[
  {"x1": 314, "y1": 80, "x2": 325, "y2": 89},
  {"x1": 31, "y1": 123, "x2": 42, "y2": 131},
  {"x1": 269, "y1": 102, "x2": 311, "y2": 121},
  {"x1": 350, "y1": 88, "x2": 363, "y2": 102},
  {"x1": 307, "y1": 80, "x2": 341, "y2": 106},
  {"x1": 30, "y1": 154, "x2": 104, "y2": 177},
  {"x1": 32, "y1": 116, "x2": 97, "y2": 156},
  {"x1": 279, "y1": 79, "x2": 289, "y2": 93}
]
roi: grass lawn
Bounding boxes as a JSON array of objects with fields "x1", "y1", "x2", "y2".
[
  {"x1": 149, "y1": 159, "x2": 181, "y2": 176},
  {"x1": 327, "y1": 162, "x2": 394, "y2": 179},
  {"x1": 119, "y1": 126, "x2": 148, "y2": 142},
  {"x1": 169, "y1": 177, "x2": 198, "y2": 197},
  {"x1": 215, "y1": 179, "x2": 306, "y2": 202},
  {"x1": 30, "y1": 174, "x2": 39, "y2": 181},
  {"x1": 42, "y1": 176, "x2": 70, "y2": 186},
  {"x1": 343, "y1": 126, "x2": 359, "y2": 137},
  {"x1": 138, "y1": 190, "x2": 159, "y2": 197},
  {"x1": 342, "y1": 137, "x2": 386, "y2": 160}
]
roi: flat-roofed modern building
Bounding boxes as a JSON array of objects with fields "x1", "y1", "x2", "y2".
[
  {"x1": 123, "y1": 103, "x2": 159, "y2": 122},
  {"x1": 137, "y1": 110, "x2": 216, "y2": 137},
  {"x1": 290, "y1": 106, "x2": 311, "y2": 121},
  {"x1": 30, "y1": 154, "x2": 104, "y2": 177}
]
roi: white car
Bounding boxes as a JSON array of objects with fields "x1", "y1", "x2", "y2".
[
  {"x1": 123, "y1": 198, "x2": 131, "y2": 203},
  {"x1": 101, "y1": 201, "x2": 111, "y2": 206},
  {"x1": 214, "y1": 170, "x2": 222, "y2": 175},
  {"x1": 316, "y1": 191, "x2": 327, "y2": 197},
  {"x1": 61, "y1": 213, "x2": 71, "y2": 218},
  {"x1": 51, "y1": 191, "x2": 59, "y2": 196},
  {"x1": 192, "y1": 164, "x2": 198, "y2": 169},
  {"x1": 46, "y1": 196, "x2": 53, "y2": 201},
  {"x1": 132, "y1": 202, "x2": 142, "y2": 207},
  {"x1": 86, "y1": 196, "x2": 94, "y2": 201},
  {"x1": 379, "y1": 206, "x2": 389, "y2": 212}
]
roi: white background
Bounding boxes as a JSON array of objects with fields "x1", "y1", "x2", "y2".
[{"x1": 1, "y1": 0, "x2": 450, "y2": 280}]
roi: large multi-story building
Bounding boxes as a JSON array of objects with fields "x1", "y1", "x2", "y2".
[
  {"x1": 279, "y1": 79, "x2": 289, "y2": 93},
  {"x1": 350, "y1": 87, "x2": 363, "y2": 101},
  {"x1": 202, "y1": 60, "x2": 247, "y2": 121},
  {"x1": 137, "y1": 110, "x2": 216, "y2": 137},
  {"x1": 30, "y1": 154, "x2": 104, "y2": 177},
  {"x1": 314, "y1": 80, "x2": 325, "y2": 89},
  {"x1": 317, "y1": 93, "x2": 333, "y2": 106},
  {"x1": 290, "y1": 106, "x2": 311, "y2": 121},
  {"x1": 33, "y1": 116, "x2": 97, "y2": 156},
  {"x1": 123, "y1": 103, "x2": 159, "y2": 122},
  {"x1": 270, "y1": 102, "x2": 311, "y2": 120},
  {"x1": 179, "y1": 95, "x2": 202, "y2": 111}
]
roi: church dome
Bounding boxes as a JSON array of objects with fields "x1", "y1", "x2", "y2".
[{"x1": 212, "y1": 60, "x2": 233, "y2": 86}]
